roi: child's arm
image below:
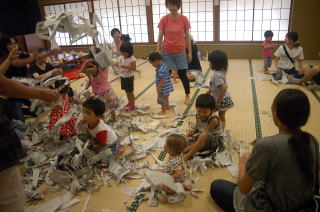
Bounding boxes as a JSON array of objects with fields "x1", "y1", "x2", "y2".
[
  {"x1": 216, "y1": 84, "x2": 228, "y2": 108},
  {"x1": 157, "y1": 78, "x2": 165, "y2": 93},
  {"x1": 80, "y1": 59, "x2": 97, "y2": 76},
  {"x1": 275, "y1": 56, "x2": 280, "y2": 72},
  {"x1": 93, "y1": 130, "x2": 107, "y2": 150},
  {"x1": 33, "y1": 68, "x2": 63, "y2": 80},
  {"x1": 297, "y1": 59, "x2": 303, "y2": 73},
  {"x1": 183, "y1": 117, "x2": 219, "y2": 161}
]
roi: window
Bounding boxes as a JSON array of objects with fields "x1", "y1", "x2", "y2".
[
  {"x1": 44, "y1": 2, "x2": 93, "y2": 46},
  {"x1": 118, "y1": 0, "x2": 148, "y2": 43},
  {"x1": 182, "y1": 0, "x2": 214, "y2": 42},
  {"x1": 94, "y1": 0, "x2": 121, "y2": 43},
  {"x1": 152, "y1": 0, "x2": 168, "y2": 41},
  {"x1": 220, "y1": 0, "x2": 292, "y2": 41},
  {"x1": 42, "y1": 0, "x2": 292, "y2": 45}
]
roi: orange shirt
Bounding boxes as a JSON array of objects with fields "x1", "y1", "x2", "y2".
[{"x1": 158, "y1": 14, "x2": 190, "y2": 54}]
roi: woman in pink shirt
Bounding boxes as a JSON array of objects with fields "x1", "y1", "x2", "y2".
[
  {"x1": 81, "y1": 48, "x2": 118, "y2": 122},
  {"x1": 156, "y1": 0, "x2": 192, "y2": 105}
]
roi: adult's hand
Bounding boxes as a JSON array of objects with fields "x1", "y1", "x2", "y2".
[
  {"x1": 8, "y1": 47, "x2": 19, "y2": 61},
  {"x1": 40, "y1": 89, "x2": 60, "y2": 102}
]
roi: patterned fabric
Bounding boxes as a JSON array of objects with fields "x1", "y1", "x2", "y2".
[
  {"x1": 196, "y1": 113, "x2": 223, "y2": 137},
  {"x1": 96, "y1": 88, "x2": 119, "y2": 112},
  {"x1": 156, "y1": 63, "x2": 174, "y2": 95},
  {"x1": 164, "y1": 153, "x2": 186, "y2": 182},
  {"x1": 219, "y1": 95, "x2": 234, "y2": 111},
  {"x1": 48, "y1": 94, "x2": 77, "y2": 136},
  {"x1": 90, "y1": 67, "x2": 111, "y2": 94}
]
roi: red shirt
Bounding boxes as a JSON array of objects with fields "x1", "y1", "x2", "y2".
[
  {"x1": 158, "y1": 14, "x2": 191, "y2": 53},
  {"x1": 262, "y1": 40, "x2": 272, "y2": 58}
]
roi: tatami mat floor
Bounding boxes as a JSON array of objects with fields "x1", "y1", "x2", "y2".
[{"x1": 29, "y1": 58, "x2": 320, "y2": 212}]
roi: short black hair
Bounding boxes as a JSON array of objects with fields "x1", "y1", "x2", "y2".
[
  {"x1": 264, "y1": 30, "x2": 274, "y2": 38},
  {"x1": 111, "y1": 28, "x2": 121, "y2": 38},
  {"x1": 82, "y1": 97, "x2": 105, "y2": 116},
  {"x1": 120, "y1": 34, "x2": 131, "y2": 43},
  {"x1": 195, "y1": 93, "x2": 215, "y2": 110},
  {"x1": 148, "y1": 52, "x2": 162, "y2": 61},
  {"x1": 0, "y1": 35, "x2": 17, "y2": 57},
  {"x1": 37, "y1": 48, "x2": 46, "y2": 53},
  {"x1": 208, "y1": 50, "x2": 228, "y2": 72},
  {"x1": 120, "y1": 42, "x2": 134, "y2": 57},
  {"x1": 54, "y1": 78, "x2": 73, "y2": 96},
  {"x1": 165, "y1": 0, "x2": 181, "y2": 9},
  {"x1": 286, "y1": 32, "x2": 298, "y2": 42}
]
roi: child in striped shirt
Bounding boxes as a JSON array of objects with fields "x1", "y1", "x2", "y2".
[{"x1": 148, "y1": 52, "x2": 174, "y2": 115}]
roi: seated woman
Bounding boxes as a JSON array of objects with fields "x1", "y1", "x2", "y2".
[
  {"x1": 30, "y1": 48, "x2": 62, "y2": 80},
  {"x1": 287, "y1": 64, "x2": 320, "y2": 90},
  {"x1": 210, "y1": 88, "x2": 318, "y2": 212},
  {"x1": 186, "y1": 39, "x2": 203, "y2": 86},
  {"x1": 0, "y1": 36, "x2": 56, "y2": 122}
]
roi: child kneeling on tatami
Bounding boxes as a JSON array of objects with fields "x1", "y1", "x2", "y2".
[
  {"x1": 148, "y1": 52, "x2": 174, "y2": 115},
  {"x1": 82, "y1": 97, "x2": 119, "y2": 164},
  {"x1": 183, "y1": 94, "x2": 224, "y2": 161}
]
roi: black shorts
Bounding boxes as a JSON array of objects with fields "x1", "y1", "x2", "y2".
[{"x1": 121, "y1": 76, "x2": 134, "y2": 92}]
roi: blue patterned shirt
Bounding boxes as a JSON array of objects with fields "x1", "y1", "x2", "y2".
[{"x1": 156, "y1": 63, "x2": 174, "y2": 95}]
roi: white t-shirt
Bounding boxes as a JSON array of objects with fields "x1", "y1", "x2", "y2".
[
  {"x1": 118, "y1": 55, "x2": 136, "y2": 78},
  {"x1": 87, "y1": 119, "x2": 117, "y2": 145},
  {"x1": 274, "y1": 45, "x2": 304, "y2": 69}
]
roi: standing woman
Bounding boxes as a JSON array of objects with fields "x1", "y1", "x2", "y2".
[
  {"x1": 156, "y1": 0, "x2": 192, "y2": 105},
  {"x1": 110, "y1": 28, "x2": 122, "y2": 58}
]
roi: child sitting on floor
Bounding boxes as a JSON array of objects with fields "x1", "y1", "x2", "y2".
[
  {"x1": 148, "y1": 52, "x2": 174, "y2": 115},
  {"x1": 82, "y1": 97, "x2": 119, "y2": 164},
  {"x1": 48, "y1": 78, "x2": 77, "y2": 138},
  {"x1": 163, "y1": 134, "x2": 192, "y2": 194},
  {"x1": 183, "y1": 94, "x2": 224, "y2": 162},
  {"x1": 81, "y1": 48, "x2": 118, "y2": 122}
]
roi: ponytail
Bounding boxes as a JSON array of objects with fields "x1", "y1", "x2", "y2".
[{"x1": 288, "y1": 129, "x2": 314, "y2": 183}]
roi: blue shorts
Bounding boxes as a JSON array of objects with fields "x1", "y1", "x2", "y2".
[{"x1": 161, "y1": 52, "x2": 188, "y2": 70}]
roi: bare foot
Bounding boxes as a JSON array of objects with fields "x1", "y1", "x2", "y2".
[
  {"x1": 184, "y1": 96, "x2": 191, "y2": 105},
  {"x1": 264, "y1": 69, "x2": 270, "y2": 74},
  {"x1": 183, "y1": 184, "x2": 193, "y2": 191},
  {"x1": 157, "y1": 111, "x2": 166, "y2": 115}
]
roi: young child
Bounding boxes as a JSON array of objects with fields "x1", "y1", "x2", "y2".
[
  {"x1": 262, "y1": 30, "x2": 274, "y2": 74},
  {"x1": 163, "y1": 134, "x2": 191, "y2": 194},
  {"x1": 82, "y1": 97, "x2": 119, "y2": 163},
  {"x1": 148, "y1": 52, "x2": 174, "y2": 115},
  {"x1": 207, "y1": 50, "x2": 233, "y2": 129},
  {"x1": 113, "y1": 41, "x2": 137, "y2": 111},
  {"x1": 48, "y1": 78, "x2": 77, "y2": 137},
  {"x1": 81, "y1": 48, "x2": 118, "y2": 122},
  {"x1": 183, "y1": 94, "x2": 224, "y2": 162}
]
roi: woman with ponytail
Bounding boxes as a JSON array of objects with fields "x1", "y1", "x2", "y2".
[{"x1": 210, "y1": 88, "x2": 319, "y2": 212}]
